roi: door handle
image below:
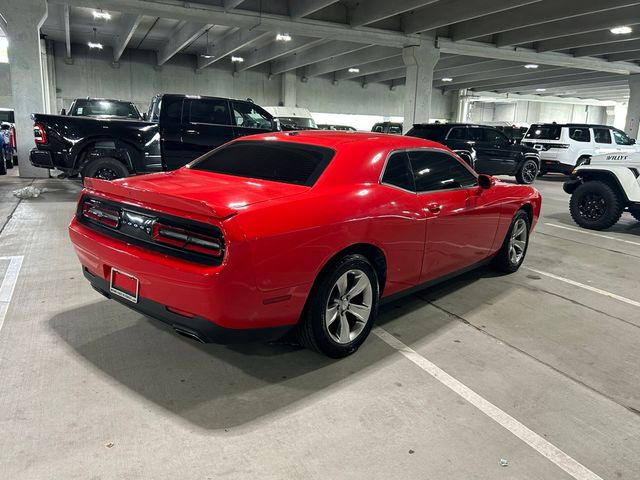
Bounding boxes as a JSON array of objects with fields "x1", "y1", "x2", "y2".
[
  {"x1": 426, "y1": 202, "x2": 442, "y2": 213},
  {"x1": 185, "y1": 129, "x2": 199, "y2": 135}
]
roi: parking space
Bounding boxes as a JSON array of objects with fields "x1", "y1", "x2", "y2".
[{"x1": 0, "y1": 175, "x2": 638, "y2": 479}]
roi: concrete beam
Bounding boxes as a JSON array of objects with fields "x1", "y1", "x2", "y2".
[
  {"x1": 271, "y1": 41, "x2": 369, "y2": 75},
  {"x1": 608, "y1": 51, "x2": 640, "y2": 62},
  {"x1": 113, "y1": 13, "x2": 142, "y2": 62},
  {"x1": 435, "y1": 60, "x2": 533, "y2": 78},
  {"x1": 224, "y1": 0, "x2": 245, "y2": 10},
  {"x1": 334, "y1": 56, "x2": 404, "y2": 80},
  {"x1": 443, "y1": 70, "x2": 616, "y2": 91},
  {"x1": 306, "y1": 45, "x2": 399, "y2": 77},
  {"x1": 434, "y1": 56, "x2": 498, "y2": 72},
  {"x1": 435, "y1": 65, "x2": 577, "y2": 87},
  {"x1": 404, "y1": 0, "x2": 540, "y2": 35},
  {"x1": 496, "y1": 4, "x2": 640, "y2": 47},
  {"x1": 516, "y1": 82, "x2": 630, "y2": 94},
  {"x1": 574, "y1": 39, "x2": 640, "y2": 58},
  {"x1": 238, "y1": 37, "x2": 325, "y2": 71},
  {"x1": 63, "y1": 4, "x2": 71, "y2": 58},
  {"x1": 350, "y1": 0, "x2": 438, "y2": 28},
  {"x1": 437, "y1": 38, "x2": 640, "y2": 74},
  {"x1": 289, "y1": 0, "x2": 339, "y2": 19},
  {"x1": 362, "y1": 68, "x2": 406, "y2": 84},
  {"x1": 157, "y1": 22, "x2": 211, "y2": 66},
  {"x1": 454, "y1": 0, "x2": 640, "y2": 42},
  {"x1": 537, "y1": 31, "x2": 640, "y2": 53},
  {"x1": 197, "y1": 28, "x2": 270, "y2": 69},
  {"x1": 487, "y1": 76, "x2": 628, "y2": 93}
]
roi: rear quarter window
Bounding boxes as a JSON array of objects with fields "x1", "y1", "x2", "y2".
[
  {"x1": 569, "y1": 128, "x2": 591, "y2": 142},
  {"x1": 526, "y1": 125, "x2": 561, "y2": 140},
  {"x1": 189, "y1": 140, "x2": 334, "y2": 186}
]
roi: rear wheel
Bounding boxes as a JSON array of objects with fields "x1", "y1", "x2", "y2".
[
  {"x1": 569, "y1": 181, "x2": 624, "y2": 230},
  {"x1": 81, "y1": 157, "x2": 130, "y2": 180},
  {"x1": 493, "y1": 210, "x2": 530, "y2": 273},
  {"x1": 516, "y1": 159, "x2": 539, "y2": 184},
  {"x1": 298, "y1": 254, "x2": 378, "y2": 358}
]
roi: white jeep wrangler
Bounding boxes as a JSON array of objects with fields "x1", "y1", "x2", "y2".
[{"x1": 563, "y1": 152, "x2": 640, "y2": 230}]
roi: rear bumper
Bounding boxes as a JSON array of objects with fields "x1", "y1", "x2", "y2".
[
  {"x1": 540, "y1": 160, "x2": 573, "y2": 174},
  {"x1": 29, "y1": 149, "x2": 54, "y2": 168}
]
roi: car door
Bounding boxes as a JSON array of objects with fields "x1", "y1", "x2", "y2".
[
  {"x1": 612, "y1": 128, "x2": 636, "y2": 154},
  {"x1": 231, "y1": 101, "x2": 275, "y2": 138},
  {"x1": 407, "y1": 149, "x2": 496, "y2": 282},
  {"x1": 474, "y1": 127, "x2": 519, "y2": 175},
  {"x1": 592, "y1": 127, "x2": 617, "y2": 155},
  {"x1": 158, "y1": 96, "x2": 187, "y2": 169},
  {"x1": 172, "y1": 98, "x2": 235, "y2": 169}
]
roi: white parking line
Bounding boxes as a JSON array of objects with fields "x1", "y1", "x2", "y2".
[
  {"x1": 0, "y1": 256, "x2": 23, "y2": 333},
  {"x1": 373, "y1": 327, "x2": 603, "y2": 480},
  {"x1": 525, "y1": 267, "x2": 640, "y2": 308},
  {"x1": 544, "y1": 223, "x2": 640, "y2": 247}
]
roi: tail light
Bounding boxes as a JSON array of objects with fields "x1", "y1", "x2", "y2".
[
  {"x1": 82, "y1": 199, "x2": 120, "y2": 228},
  {"x1": 548, "y1": 143, "x2": 570, "y2": 149},
  {"x1": 152, "y1": 223, "x2": 222, "y2": 257},
  {"x1": 10, "y1": 126, "x2": 16, "y2": 149},
  {"x1": 33, "y1": 123, "x2": 47, "y2": 145}
]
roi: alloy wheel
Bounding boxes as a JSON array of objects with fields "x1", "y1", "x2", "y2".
[
  {"x1": 325, "y1": 269, "x2": 373, "y2": 344},
  {"x1": 94, "y1": 167, "x2": 120, "y2": 180},
  {"x1": 508, "y1": 218, "x2": 528, "y2": 265},
  {"x1": 521, "y1": 161, "x2": 538, "y2": 184},
  {"x1": 578, "y1": 193, "x2": 606, "y2": 221}
]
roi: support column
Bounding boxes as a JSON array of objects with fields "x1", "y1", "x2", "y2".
[
  {"x1": 452, "y1": 89, "x2": 470, "y2": 122},
  {"x1": 625, "y1": 74, "x2": 640, "y2": 140},
  {"x1": 402, "y1": 43, "x2": 440, "y2": 133},
  {"x1": 281, "y1": 71, "x2": 297, "y2": 107},
  {"x1": 0, "y1": 0, "x2": 49, "y2": 177}
]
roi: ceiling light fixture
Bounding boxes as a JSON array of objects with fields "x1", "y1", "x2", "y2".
[
  {"x1": 524, "y1": 64, "x2": 539, "y2": 69},
  {"x1": 92, "y1": 10, "x2": 111, "y2": 20},
  {"x1": 441, "y1": 77, "x2": 453, "y2": 82},
  {"x1": 88, "y1": 28, "x2": 103, "y2": 49},
  {"x1": 610, "y1": 26, "x2": 633, "y2": 34},
  {"x1": 276, "y1": 33, "x2": 292, "y2": 42},
  {"x1": 201, "y1": 54, "x2": 214, "y2": 59},
  {"x1": 348, "y1": 67, "x2": 360, "y2": 73},
  {"x1": 201, "y1": 30, "x2": 214, "y2": 60},
  {"x1": 536, "y1": 88, "x2": 546, "y2": 92},
  {"x1": 231, "y1": 56, "x2": 244, "y2": 63}
]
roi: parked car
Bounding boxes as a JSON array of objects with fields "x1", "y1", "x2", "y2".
[
  {"x1": 69, "y1": 131, "x2": 541, "y2": 358},
  {"x1": 318, "y1": 124, "x2": 356, "y2": 131},
  {"x1": 522, "y1": 123, "x2": 639, "y2": 175},
  {"x1": 62, "y1": 98, "x2": 144, "y2": 120},
  {"x1": 372, "y1": 122, "x2": 403, "y2": 134},
  {"x1": 406, "y1": 123, "x2": 541, "y2": 184},
  {"x1": 0, "y1": 108, "x2": 18, "y2": 167},
  {"x1": 263, "y1": 106, "x2": 317, "y2": 130},
  {"x1": 30, "y1": 94, "x2": 278, "y2": 180},
  {"x1": 563, "y1": 152, "x2": 640, "y2": 230}
]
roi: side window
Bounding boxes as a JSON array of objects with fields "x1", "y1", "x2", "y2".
[
  {"x1": 593, "y1": 128, "x2": 612, "y2": 144},
  {"x1": 466, "y1": 127, "x2": 484, "y2": 142},
  {"x1": 373, "y1": 124, "x2": 384, "y2": 133},
  {"x1": 162, "y1": 98, "x2": 182, "y2": 126},
  {"x1": 381, "y1": 151, "x2": 415, "y2": 192},
  {"x1": 612, "y1": 129, "x2": 633, "y2": 146},
  {"x1": 408, "y1": 150, "x2": 477, "y2": 193},
  {"x1": 388, "y1": 125, "x2": 402, "y2": 134},
  {"x1": 232, "y1": 102, "x2": 272, "y2": 129},
  {"x1": 569, "y1": 127, "x2": 590, "y2": 142},
  {"x1": 447, "y1": 127, "x2": 467, "y2": 140},
  {"x1": 483, "y1": 128, "x2": 509, "y2": 145},
  {"x1": 188, "y1": 99, "x2": 231, "y2": 125}
]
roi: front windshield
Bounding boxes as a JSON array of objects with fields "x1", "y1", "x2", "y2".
[
  {"x1": 71, "y1": 100, "x2": 141, "y2": 119},
  {"x1": 277, "y1": 116, "x2": 317, "y2": 129}
]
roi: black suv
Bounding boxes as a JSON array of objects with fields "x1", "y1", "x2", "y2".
[{"x1": 406, "y1": 123, "x2": 540, "y2": 184}]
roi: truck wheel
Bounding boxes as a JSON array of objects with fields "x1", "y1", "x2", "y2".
[
  {"x1": 569, "y1": 181, "x2": 624, "y2": 230},
  {"x1": 515, "y1": 159, "x2": 539, "y2": 184},
  {"x1": 82, "y1": 158, "x2": 129, "y2": 180},
  {"x1": 298, "y1": 254, "x2": 378, "y2": 358},
  {"x1": 492, "y1": 210, "x2": 530, "y2": 273}
]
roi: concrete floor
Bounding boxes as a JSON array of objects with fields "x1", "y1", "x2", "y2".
[{"x1": 0, "y1": 172, "x2": 639, "y2": 479}]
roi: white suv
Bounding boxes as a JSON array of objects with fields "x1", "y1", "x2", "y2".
[{"x1": 522, "y1": 123, "x2": 639, "y2": 175}]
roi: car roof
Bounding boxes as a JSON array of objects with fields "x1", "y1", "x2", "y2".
[
  {"x1": 412, "y1": 123, "x2": 499, "y2": 129},
  {"x1": 238, "y1": 130, "x2": 445, "y2": 149},
  {"x1": 529, "y1": 123, "x2": 615, "y2": 129}
]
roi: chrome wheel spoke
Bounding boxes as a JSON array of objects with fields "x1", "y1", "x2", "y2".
[
  {"x1": 348, "y1": 303, "x2": 370, "y2": 323},
  {"x1": 513, "y1": 239, "x2": 526, "y2": 252},
  {"x1": 326, "y1": 305, "x2": 339, "y2": 328},
  {"x1": 335, "y1": 274, "x2": 348, "y2": 296},
  {"x1": 347, "y1": 274, "x2": 368, "y2": 299},
  {"x1": 338, "y1": 314, "x2": 351, "y2": 343}
]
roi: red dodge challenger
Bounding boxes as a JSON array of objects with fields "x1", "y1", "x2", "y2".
[{"x1": 69, "y1": 131, "x2": 541, "y2": 358}]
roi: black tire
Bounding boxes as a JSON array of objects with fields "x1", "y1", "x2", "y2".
[
  {"x1": 516, "y1": 159, "x2": 539, "y2": 184},
  {"x1": 569, "y1": 181, "x2": 624, "y2": 230},
  {"x1": 81, "y1": 157, "x2": 130, "y2": 180},
  {"x1": 298, "y1": 254, "x2": 379, "y2": 358},
  {"x1": 629, "y1": 209, "x2": 640, "y2": 222},
  {"x1": 492, "y1": 210, "x2": 530, "y2": 273}
]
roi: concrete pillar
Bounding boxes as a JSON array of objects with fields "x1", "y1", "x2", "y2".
[
  {"x1": 624, "y1": 74, "x2": 640, "y2": 140},
  {"x1": 402, "y1": 43, "x2": 440, "y2": 133},
  {"x1": 0, "y1": 0, "x2": 49, "y2": 177},
  {"x1": 281, "y1": 71, "x2": 296, "y2": 107},
  {"x1": 452, "y1": 89, "x2": 470, "y2": 122}
]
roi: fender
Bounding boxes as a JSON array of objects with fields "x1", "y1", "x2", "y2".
[{"x1": 70, "y1": 136, "x2": 142, "y2": 173}]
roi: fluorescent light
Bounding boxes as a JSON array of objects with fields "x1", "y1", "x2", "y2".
[
  {"x1": 441, "y1": 77, "x2": 453, "y2": 82},
  {"x1": 348, "y1": 67, "x2": 360, "y2": 73},
  {"x1": 92, "y1": 10, "x2": 111, "y2": 20},
  {"x1": 201, "y1": 54, "x2": 214, "y2": 59},
  {"x1": 276, "y1": 33, "x2": 292, "y2": 42},
  {"x1": 610, "y1": 26, "x2": 632, "y2": 34},
  {"x1": 87, "y1": 42, "x2": 103, "y2": 49},
  {"x1": 231, "y1": 56, "x2": 244, "y2": 63},
  {"x1": 524, "y1": 64, "x2": 539, "y2": 69},
  {"x1": 536, "y1": 88, "x2": 547, "y2": 92}
]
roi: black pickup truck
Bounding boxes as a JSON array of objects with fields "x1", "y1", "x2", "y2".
[{"x1": 30, "y1": 94, "x2": 278, "y2": 180}]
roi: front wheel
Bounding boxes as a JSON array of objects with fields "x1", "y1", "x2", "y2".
[
  {"x1": 493, "y1": 211, "x2": 530, "y2": 273},
  {"x1": 298, "y1": 254, "x2": 379, "y2": 358},
  {"x1": 81, "y1": 157, "x2": 130, "y2": 180},
  {"x1": 569, "y1": 181, "x2": 624, "y2": 230},
  {"x1": 516, "y1": 159, "x2": 539, "y2": 184}
]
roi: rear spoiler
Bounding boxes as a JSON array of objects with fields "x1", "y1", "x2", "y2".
[{"x1": 83, "y1": 177, "x2": 238, "y2": 220}]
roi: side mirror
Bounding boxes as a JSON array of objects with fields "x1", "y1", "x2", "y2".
[
  {"x1": 60, "y1": 108, "x2": 66, "y2": 116},
  {"x1": 631, "y1": 138, "x2": 636, "y2": 145},
  {"x1": 478, "y1": 174, "x2": 495, "y2": 189},
  {"x1": 142, "y1": 112, "x2": 148, "y2": 121}
]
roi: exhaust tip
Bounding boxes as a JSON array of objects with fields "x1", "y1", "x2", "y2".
[{"x1": 173, "y1": 326, "x2": 207, "y2": 343}]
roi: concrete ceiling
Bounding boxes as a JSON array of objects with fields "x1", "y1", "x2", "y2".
[{"x1": 39, "y1": 0, "x2": 640, "y2": 103}]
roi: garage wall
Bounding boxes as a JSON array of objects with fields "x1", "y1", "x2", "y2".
[{"x1": 491, "y1": 100, "x2": 606, "y2": 125}]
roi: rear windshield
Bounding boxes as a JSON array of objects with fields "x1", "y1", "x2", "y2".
[
  {"x1": 71, "y1": 100, "x2": 141, "y2": 119},
  {"x1": 525, "y1": 124, "x2": 561, "y2": 140},
  {"x1": 406, "y1": 126, "x2": 447, "y2": 142},
  {"x1": 189, "y1": 140, "x2": 334, "y2": 186},
  {"x1": 0, "y1": 110, "x2": 14, "y2": 123}
]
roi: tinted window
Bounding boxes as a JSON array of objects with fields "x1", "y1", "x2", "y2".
[
  {"x1": 0, "y1": 110, "x2": 14, "y2": 123},
  {"x1": 593, "y1": 128, "x2": 611, "y2": 144},
  {"x1": 381, "y1": 152, "x2": 415, "y2": 191},
  {"x1": 447, "y1": 127, "x2": 466, "y2": 140},
  {"x1": 71, "y1": 99, "x2": 140, "y2": 119},
  {"x1": 483, "y1": 128, "x2": 509, "y2": 144},
  {"x1": 388, "y1": 124, "x2": 402, "y2": 134},
  {"x1": 612, "y1": 129, "x2": 633, "y2": 145},
  {"x1": 569, "y1": 127, "x2": 590, "y2": 142},
  {"x1": 467, "y1": 127, "x2": 484, "y2": 142},
  {"x1": 162, "y1": 98, "x2": 182, "y2": 126},
  {"x1": 190, "y1": 141, "x2": 334, "y2": 186},
  {"x1": 408, "y1": 150, "x2": 476, "y2": 192},
  {"x1": 277, "y1": 117, "x2": 317, "y2": 129},
  {"x1": 406, "y1": 125, "x2": 446, "y2": 141},
  {"x1": 189, "y1": 99, "x2": 230, "y2": 125},
  {"x1": 372, "y1": 124, "x2": 384, "y2": 133},
  {"x1": 526, "y1": 124, "x2": 561, "y2": 140},
  {"x1": 232, "y1": 102, "x2": 272, "y2": 129}
]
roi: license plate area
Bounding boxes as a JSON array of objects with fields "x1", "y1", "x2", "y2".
[{"x1": 110, "y1": 268, "x2": 139, "y2": 303}]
